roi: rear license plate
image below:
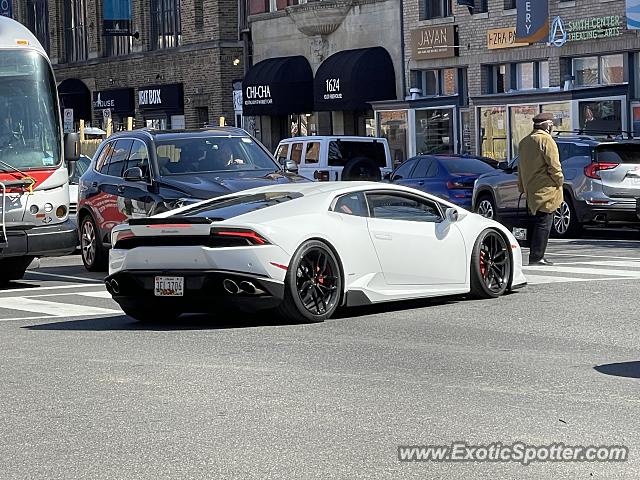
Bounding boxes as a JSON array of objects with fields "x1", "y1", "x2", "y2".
[
  {"x1": 154, "y1": 276, "x2": 184, "y2": 296},
  {"x1": 512, "y1": 227, "x2": 527, "y2": 241}
]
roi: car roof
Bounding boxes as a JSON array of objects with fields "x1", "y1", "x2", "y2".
[
  {"x1": 278, "y1": 136, "x2": 386, "y2": 142},
  {"x1": 106, "y1": 127, "x2": 252, "y2": 142}
]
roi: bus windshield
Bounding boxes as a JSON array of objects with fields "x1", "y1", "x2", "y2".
[{"x1": 0, "y1": 49, "x2": 61, "y2": 170}]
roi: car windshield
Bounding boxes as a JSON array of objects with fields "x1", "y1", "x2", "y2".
[
  {"x1": 156, "y1": 136, "x2": 279, "y2": 175},
  {"x1": 178, "y1": 192, "x2": 303, "y2": 219},
  {"x1": 440, "y1": 158, "x2": 495, "y2": 175},
  {"x1": 0, "y1": 50, "x2": 61, "y2": 171}
]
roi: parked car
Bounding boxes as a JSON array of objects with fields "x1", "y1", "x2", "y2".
[
  {"x1": 472, "y1": 135, "x2": 640, "y2": 238},
  {"x1": 388, "y1": 154, "x2": 496, "y2": 209},
  {"x1": 274, "y1": 136, "x2": 393, "y2": 182},
  {"x1": 105, "y1": 182, "x2": 526, "y2": 323},
  {"x1": 77, "y1": 127, "x2": 307, "y2": 271}
]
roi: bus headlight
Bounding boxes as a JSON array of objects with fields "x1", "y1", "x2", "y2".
[
  {"x1": 44, "y1": 203, "x2": 53, "y2": 213},
  {"x1": 30, "y1": 205, "x2": 39, "y2": 214},
  {"x1": 56, "y1": 205, "x2": 67, "y2": 218}
]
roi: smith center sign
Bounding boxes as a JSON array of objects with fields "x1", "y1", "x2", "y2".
[{"x1": 550, "y1": 15, "x2": 623, "y2": 46}]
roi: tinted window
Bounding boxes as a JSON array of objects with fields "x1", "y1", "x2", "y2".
[
  {"x1": 328, "y1": 141, "x2": 386, "y2": 168},
  {"x1": 391, "y1": 159, "x2": 417, "y2": 181},
  {"x1": 106, "y1": 139, "x2": 133, "y2": 177},
  {"x1": 126, "y1": 141, "x2": 151, "y2": 180},
  {"x1": 156, "y1": 136, "x2": 279, "y2": 175},
  {"x1": 440, "y1": 158, "x2": 494, "y2": 175},
  {"x1": 596, "y1": 144, "x2": 640, "y2": 164},
  {"x1": 305, "y1": 142, "x2": 320, "y2": 164},
  {"x1": 571, "y1": 145, "x2": 592, "y2": 158},
  {"x1": 95, "y1": 141, "x2": 115, "y2": 173},
  {"x1": 367, "y1": 193, "x2": 442, "y2": 223},
  {"x1": 411, "y1": 158, "x2": 433, "y2": 179},
  {"x1": 332, "y1": 192, "x2": 368, "y2": 217},
  {"x1": 180, "y1": 192, "x2": 303, "y2": 220}
]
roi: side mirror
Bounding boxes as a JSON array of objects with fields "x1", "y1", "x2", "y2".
[
  {"x1": 123, "y1": 166, "x2": 144, "y2": 182},
  {"x1": 285, "y1": 160, "x2": 298, "y2": 173},
  {"x1": 445, "y1": 207, "x2": 460, "y2": 223},
  {"x1": 383, "y1": 172, "x2": 392, "y2": 181},
  {"x1": 497, "y1": 161, "x2": 509, "y2": 171},
  {"x1": 64, "y1": 132, "x2": 80, "y2": 163}
]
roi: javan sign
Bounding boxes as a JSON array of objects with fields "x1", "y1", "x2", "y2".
[
  {"x1": 410, "y1": 25, "x2": 456, "y2": 60},
  {"x1": 487, "y1": 27, "x2": 529, "y2": 49}
]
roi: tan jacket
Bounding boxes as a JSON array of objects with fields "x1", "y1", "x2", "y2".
[{"x1": 517, "y1": 129, "x2": 564, "y2": 215}]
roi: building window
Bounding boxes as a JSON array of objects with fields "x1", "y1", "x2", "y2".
[
  {"x1": 539, "y1": 61, "x2": 550, "y2": 88},
  {"x1": 104, "y1": 36, "x2": 131, "y2": 57},
  {"x1": 64, "y1": 0, "x2": 88, "y2": 62},
  {"x1": 494, "y1": 64, "x2": 507, "y2": 93},
  {"x1": 510, "y1": 105, "x2": 538, "y2": 157},
  {"x1": 479, "y1": 107, "x2": 507, "y2": 161},
  {"x1": 151, "y1": 0, "x2": 182, "y2": 50},
  {"x1": 579, "y1": 100, "x2": 622, "y2": 134},
  {"x1": 415, "y1": 109, "x2": 454, "y2": 155},
  {"x1": 474, "y1": 0, "x2": 488, "y2": 13},
  {"x1": 194, "y1": 0, "x2": 204, "y2": 30},
  {"x1": 425, "y1": 0, "x2": 452, "y2": 19},
  {"x1": 573, "y1": 54, "x2": 624, "y2": 86},
  {"x1": 413, "y1": 68, "x2": 459, "y2": 96},
  {"x1": 26, "y1": 0, "x2": 49, "y2": 53},
  {"x1": 378, "y1": 110, "x2": 408, "y2": 166},
  {"x1": 504, "y1": 0, "x2": 516, "y2": 9},
  {"x1": 196, "y1": 107, "x2": 209, "y2": 127},
  {"x1": 516, "y1": 63, "x2": 535, "y2": 90}
]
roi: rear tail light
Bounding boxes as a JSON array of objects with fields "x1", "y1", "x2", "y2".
[
  {"x1": 314, "y1": 170, "x2": 330, "y2": 181},
  {"x1": 584, "y1": 162, "x2": 618, "y2": 179},
  {"x1": 211, "y1": 229, "x2": 269, "y2": 245},
  {"x1": 112, "y1": 228, "x2": 135, "y2": 247},
  {"x1": 446, "y1": 181, "x2": 472, "y2": 189}
]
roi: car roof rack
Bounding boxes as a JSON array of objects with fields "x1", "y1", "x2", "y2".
[{"x1": 554, "y1": 129, "x2": 634, "y2": 140}]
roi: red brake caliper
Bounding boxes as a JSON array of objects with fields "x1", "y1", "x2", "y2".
[{"x1": 479, "y1": 250, "x2": 487, "y2": 278}]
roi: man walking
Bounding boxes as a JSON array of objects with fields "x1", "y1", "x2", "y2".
[{"x1": 517, "y1": 112, "x2": 564, "y2": 266}]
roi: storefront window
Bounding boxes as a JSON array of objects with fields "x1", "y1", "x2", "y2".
[
  {"x1": 378, "y1": 110, "x2": 408, "y2": 166},
  {"x1": 541, "y1": 102, "x2": 572, "y2": 133},
  {"x1": 539, "y1": 61, "x2": 550, "y2": 88},
  {"x1": 443, "y1": 69, "x2": 457, "y2": 95},
  {"x1": 516, "y1": 63, "x2": 534, "y2": 90},
  {"x1": 479, "y1": 107, "x2": 507, "y2": 161},
  {"x1": 496, "y1": 65, "x2": 507, "y2": 93},
  {"x1": 288, "y1": 114, "x2": 317, "y2": 137},
  {"x1": 415, "y1": 109, "x2": 454, "y2": 155},
  {"x1": 574, "y1": 57, "x2": 599, "y2": 86},
  {"x1": 601, "y1": 54, "x2": 624, "y2": 85},
  {"x1": 579, "y1": 100, "x2": 622, "y2": 135},
  {"x1": 510, "y1": 105, "x2": 538, "y2": 157}
]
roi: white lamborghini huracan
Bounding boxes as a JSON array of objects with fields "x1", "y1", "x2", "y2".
[{"x1": 106, "y1": 182, "x2": 526, "y2": 322}]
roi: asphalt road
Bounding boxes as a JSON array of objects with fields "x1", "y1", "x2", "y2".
[{"x1": 1, "y1": 235, "x2": 640, "y2": 479}]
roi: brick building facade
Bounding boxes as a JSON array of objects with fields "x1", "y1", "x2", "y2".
[
  {"x1": 11, "y1": 0, "x2": 244, "y2": 130},
  {"x1": 372, "y1": 0, "x2": 640, "y2": 163}
]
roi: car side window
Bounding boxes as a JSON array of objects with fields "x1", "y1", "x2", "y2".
[
  {"x1": 95, "y1": 141, "x2": 115, "y2": 173},
  {"x1": 391, "y1": 159, "x2": 417, "y2": 181},
  {"x1": 275, "y1": 144, "x2": 289, "y2": 165},
  {"x1": 126, "y1": 140, "x2": 151, "y2": 181},
  {"x1": 106, "y1": 139, "x2": 133, "y2": 178},
  {"x1": 411, "y1": 158, "x2": 432, "y2": 179},
  {"x1": 290, "y1": 143, "x2": 303, "y2": 165},
  {"x1": 304, "y1": 142, "x2": 320, "y2": 164},
  {"x1": 332, "y1": 192, "x2": 368, "y2": 217},
  {"x1": 366, "y1": 193, "x2": 442, "y2": 223},
  {"x1": 573, "y1": 145, "x2": 592, "y2": 158}
]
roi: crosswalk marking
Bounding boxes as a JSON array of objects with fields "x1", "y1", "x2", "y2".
[
  {"x1": 0, "y1": 297, "x2": 120, "y2": 317},
  {"x1": 523, "y1": 259, "x2": 640, "y2": 285},
  {"x1": 77, "y1": 291, "x2": 114, "y2": 299},
  {"x1": 525, "y1": 265, "x2": 640, "y2": 278}
]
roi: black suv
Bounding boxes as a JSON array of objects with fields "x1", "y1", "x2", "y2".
[{"x1": 77, "y1": 127, "x2": 307, "y2": 270}]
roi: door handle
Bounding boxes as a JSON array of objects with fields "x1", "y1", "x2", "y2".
[
  {"x1": 417, "y1": 181, "x2": 424, "y2": 186},
  {"x1": 117, "y1": 185, "x2": 125, "y2": 193},
  {"x1": 374, "y1": 232, "x2": 392, "y2": 240},
  {"x1": 91, "y1": 181, "x2": 98, "y2": 188}
]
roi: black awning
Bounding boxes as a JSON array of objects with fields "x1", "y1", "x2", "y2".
[
  {"x1": 58, "y1": 78, "x2": 92, "y2": 120},
  {"x1": 314, "y1": 47, "x2": 396, "y2": 112},
  {"x1": 242, "y1": 56, "x2": 313, "y2": 116}
]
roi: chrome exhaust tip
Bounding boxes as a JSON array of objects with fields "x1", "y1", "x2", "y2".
[
  {"x1": 223, "y1": 279, "x2": 240, "y2": 295},
  {"x1": 110, "y1": 279, "x2": 120, "y2": 294},
  {"x1": 239, "y1": 281, "x2": 256, "y2": 295}
]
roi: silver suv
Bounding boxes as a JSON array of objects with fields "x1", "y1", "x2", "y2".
[{"x1": 472, "y1": 136, "x2": 640, "y2": 237}]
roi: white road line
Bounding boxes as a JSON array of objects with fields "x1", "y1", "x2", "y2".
[
  {"x1": 18, "y1": 290, "x2": 112, "y2": 299},
  {"x1": 24, "y1": 271, "x2": 103, "y2": 283},
  {"x1": 0, "y1": 283, "x2": 105, "y2": 294},
  {"x1": 550, "y1": 261, "x2": 640, "y2": 268},
  {"x1": 0, "y1": 298, "x2": 120, "y2": 317},
  {"x1": 544, "y1": 252, "x2": 640, "y2": 261},
  {"x1": 524, "y1": 265, "x2": 640, "y2": 278},
  {"x1": 77, "y1": 291, "x2": 113, "y2": 299},
  {"x1": 523, "y1": 275, "x2": 595, "y2": 285}
]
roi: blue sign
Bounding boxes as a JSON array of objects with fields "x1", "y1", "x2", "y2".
[
  {"x1": 628, "y1": 0, "x2": 640, "y2": 29},
  {"x1": 103, "y1": 0, "x2": 131, "y2": 36},
  {"x1": 515, "y1": 0, "x2": 549, "y2": 43},
  {"x1": 0, "y1": 0, "x2": 12, "y2": 18}
]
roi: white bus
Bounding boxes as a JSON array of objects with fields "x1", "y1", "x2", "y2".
[{"x1": 0, "y1": 16, "x2": 79, "y2": 285}]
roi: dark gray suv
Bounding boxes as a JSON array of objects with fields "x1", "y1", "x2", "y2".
[{"x1": 472, "y1": 136, "x2": 640, "y2": 237}]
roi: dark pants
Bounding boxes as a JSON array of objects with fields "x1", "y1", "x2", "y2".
[{"x1": 529, "y1": 211, "x2": 553, "y2": 263}]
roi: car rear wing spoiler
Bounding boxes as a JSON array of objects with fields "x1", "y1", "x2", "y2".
[{"x1": 128, "y1": 217, "x2": 212, "y2": 226}]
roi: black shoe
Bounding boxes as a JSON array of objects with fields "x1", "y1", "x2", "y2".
[{"x1": 529, "y1": 258, "x2": 554, "y2": 266}]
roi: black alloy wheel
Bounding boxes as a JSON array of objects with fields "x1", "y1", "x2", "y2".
[
  {"x1": 470, "y1": 229, "x2": 511, "y2": 299},
  {"x1": 278, "y1": 240, "x2": 342, "y2": 322}
]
